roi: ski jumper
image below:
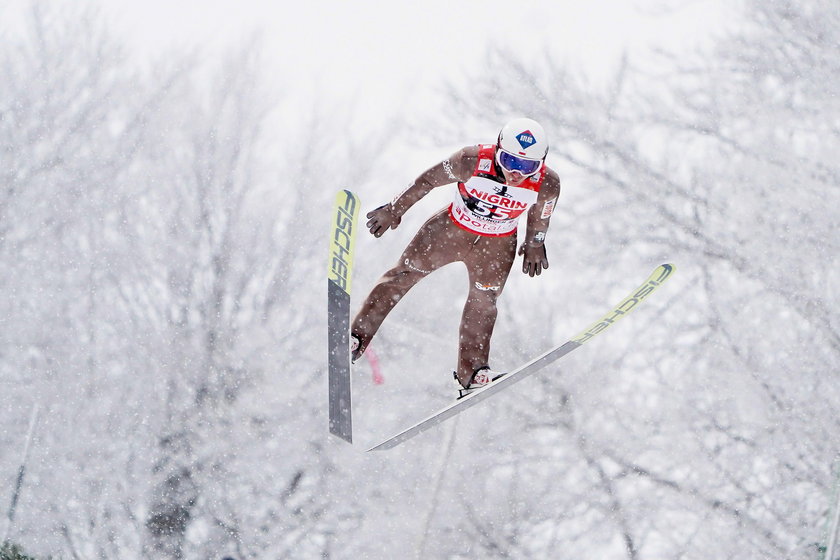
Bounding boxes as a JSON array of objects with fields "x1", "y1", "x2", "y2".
[{"x1": 351, "y1": 144, "x2": 545, "y2": 381}]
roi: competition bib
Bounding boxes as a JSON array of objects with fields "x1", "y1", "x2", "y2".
[{"x1": 449, "y1": 175, "x2": 539, "y2": 236}]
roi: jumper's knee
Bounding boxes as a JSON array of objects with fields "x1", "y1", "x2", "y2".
[
  {"x1": 468, "y1": 283, "x2": 502, "y2": 306},
  {"x1": 378, "y1": 265, "x2": 425, "y2": 291}
]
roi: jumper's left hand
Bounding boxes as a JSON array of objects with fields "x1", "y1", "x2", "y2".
[{"x1": 518, "y1": 243, "x2": 549, "y2": 277}]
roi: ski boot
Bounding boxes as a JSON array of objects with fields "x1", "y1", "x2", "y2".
[
  {"x1": 350, "y1": 333, "x2": 364, "y2": 363},
  {"x1": 454, "y1": 366, "x2": 505, "y2": 400}
]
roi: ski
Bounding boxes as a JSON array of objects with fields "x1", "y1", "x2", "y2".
[
  {"x1": 368, "y1": 263, "x2": 676, "y2": 451},
  {"x1": 328, "y1": 190, "x2": 360, "y2": 443}
]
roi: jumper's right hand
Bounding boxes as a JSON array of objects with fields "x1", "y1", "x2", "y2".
[{"x1": 366, "y1": 203, "x2": 401, "y2": 237}]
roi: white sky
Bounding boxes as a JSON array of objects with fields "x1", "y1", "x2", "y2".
[
  {"x1": 77, "y1": 0, "x2": 734, "y2": 119},
  {"x1": 0, "y1": 0, "x2": 735, "y2": 192}
]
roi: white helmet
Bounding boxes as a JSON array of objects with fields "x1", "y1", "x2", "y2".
[
  {"x1": 498, "y1": 118, "x2": 548, "y2": 159},
  {"x1": 496, "y1": 118, "x2": 548, "y2": 176}
]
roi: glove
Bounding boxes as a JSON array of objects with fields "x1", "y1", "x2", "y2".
[
  {"x1": 366, "y1": 203, "x2": 402, "y2": 237},
  {"x1": 518, "y1": 242, "x2": 549, "y2": 277}
]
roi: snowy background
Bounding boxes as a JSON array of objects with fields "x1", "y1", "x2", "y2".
[{"x1": 1, "y1": 0, "x2": 839, "y2": 558}]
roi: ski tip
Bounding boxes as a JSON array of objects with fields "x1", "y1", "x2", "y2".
[
  {"x1": 570, "y1": 263, "x2": 677, "y2": 345},
  {"x1": 339, "y1": 189, "x2": 359, "y2": 205},
  {"x1": 656, "y1": 263, "x2": 676, "y2": 283}
]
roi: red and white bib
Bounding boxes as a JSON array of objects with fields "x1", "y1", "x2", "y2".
[{"x1": 448, "y1": 144, "x2": 543, "y2": 236}]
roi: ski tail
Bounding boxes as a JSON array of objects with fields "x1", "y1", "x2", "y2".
[{"x1": 328, "y1": 190, "x2": 360, "y2": 443}]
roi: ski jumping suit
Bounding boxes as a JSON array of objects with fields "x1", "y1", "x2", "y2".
[{"x1": 351, "y1": 144, "x2": 545, "y2": 379}]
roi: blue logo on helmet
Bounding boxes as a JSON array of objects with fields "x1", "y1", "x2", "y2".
[{"x1": 516, "y1": 130, "x2": 536, "y2": 150}]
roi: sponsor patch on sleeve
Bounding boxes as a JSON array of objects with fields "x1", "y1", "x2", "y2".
[
  {"x1": 441, "y1": 159, "x2": 457, "y2": 180},
  {"x1": 540, "y1": 198, "x2": 557, "y2": 219},
  {"x1": 478, "y1": 159, "x2": 492, "y2": 173}
]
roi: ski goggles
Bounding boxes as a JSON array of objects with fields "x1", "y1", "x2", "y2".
[{"x1": 496, "y1": 149, "x2": 543, "y2": 176}]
